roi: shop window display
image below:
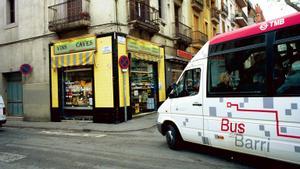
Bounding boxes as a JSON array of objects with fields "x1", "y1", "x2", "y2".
[
  {"x1": 130, "y1": 59, "x2": 158, "y2": 114},
  {"x1": 63, "y1": 68, "x2": 93, "y2": 109}
]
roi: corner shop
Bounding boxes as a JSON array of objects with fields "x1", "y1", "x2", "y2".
[{"x1": 50, "y1": 33, "x2": 166, "y2": 123}]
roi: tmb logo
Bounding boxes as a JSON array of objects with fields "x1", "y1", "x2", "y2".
[
  {"x1": 259, "y1": 23, "x2": 268, "y2": 31},
  {"x1": 259, "y1": 18, "x2": 285, "y2": 31}
]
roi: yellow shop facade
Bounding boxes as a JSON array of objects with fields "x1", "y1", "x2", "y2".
[{"x1": 50, "y1": 33, "x2": 166, "y2": 123}]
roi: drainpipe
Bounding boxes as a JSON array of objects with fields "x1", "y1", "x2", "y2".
[{"x1": 115, "y1": 0, "x2": 119, "y2": 32}]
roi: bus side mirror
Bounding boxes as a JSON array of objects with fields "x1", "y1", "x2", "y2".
[
  {"x1": 169, "y1": 92, "x2": 176, "y2": 98},
  {"x1": 168, "y1": 84, "x2": 177, "y2": 98}
]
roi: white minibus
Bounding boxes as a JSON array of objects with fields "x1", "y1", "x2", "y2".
[{"x1": 157, "y1": 12, "x2": 300, "y2": 165}]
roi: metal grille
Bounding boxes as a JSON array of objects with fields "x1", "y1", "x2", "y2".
[
  {"x1": 221, "y1": 2, "x2": 228, "y2": 16},
  {"x1": 211, "y1": 7, "x2": 219, "y2": 20},
  {"x1": 129, "y1": 0, "x2": 159, "y2": 25},
  {"x1": 174, "y1": 22, "x2": 192, "y2": 44},
  {"x1": 48, "y1": 0, "x2": 90, "y2": 27},
  {"x1": 192, "y1": 31, "x2": 208, "y2": 45}
]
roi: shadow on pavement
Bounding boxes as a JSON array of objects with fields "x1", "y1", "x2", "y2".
[{"x1": 180, "y1": 142, "x2": 300, "y2": 169}]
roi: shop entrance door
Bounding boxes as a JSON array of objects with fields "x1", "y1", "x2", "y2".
[
  {"x1": 5, "y1": 72, "x2": 23, "y2": 116},
  {"x1": 130, "y1": 60, "x2": 158, "y2": 114}
]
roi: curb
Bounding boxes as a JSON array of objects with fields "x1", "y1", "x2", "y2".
[
  {"x1": 3, "y1": 112, "x2": 157, "y2": 133},
  {"x1": 3, "y1": 124, "x2": 157, "y2": 133}
]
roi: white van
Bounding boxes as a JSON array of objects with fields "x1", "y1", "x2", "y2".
[
  {"x1": 157, "y1": 13, "x2": 300, "y2": 165},
  {"x1": 0, "y1": 95, "x2": 6, "y2": 127}
]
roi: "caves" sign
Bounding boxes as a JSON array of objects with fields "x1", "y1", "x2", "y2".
[{"x1": 54, "y1": 37, "x2": 96, "y2": 55}]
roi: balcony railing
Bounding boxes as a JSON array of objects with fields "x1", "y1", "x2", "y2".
[
  {"x1": 221, "y1": 3, "x2": 228, "y2": 17},
  {"x1": 191, "y1": 0, "x2": 204, "y2": 11},
  {"x1": 235, "y1": 10, "x2": 248, "y2": 27},
  {"x1": 192, "y1": 31, "x2": 208, "y2": 45},
  {"x1": 236, "y1": 0, "x2": 247, "y2": 8},
  {"x1": 174, "y1": 22, "x2": 192, "y2": 45},
  {"x1": 128, "y1": 0, "x2": 159, "y2": 34},
  {"x1": 48, "y1": 0, "x2": 90, "y2": 32},
  {"x1": 211, "y1": 7, "x2": 220, "y2": 24}
]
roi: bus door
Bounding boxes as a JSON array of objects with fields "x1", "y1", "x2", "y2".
[{"x1": 169, "y1": 66, "x2": 204, "y2": 143}]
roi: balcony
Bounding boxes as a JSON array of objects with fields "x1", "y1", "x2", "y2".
[
  {"x1": 235, "y1": 11, "x2": 248, "y2": 27},
  {"x1": 191, "y1": 0, "x2": 204, "y2": 11},
  {"x1": 211, "y1": 7, "x2": 220, "y2": 24},
  {"x1": 236, "y1": 0, "x2": 247, "y2": 8},
  {"x1": 221, "y1": 3, "x2": 229, "y2": 17},
  {"x1": 192, "y1": 31, "x2": 208, "y2": 47},
  {"x1": 174, "y1": 22, "x2": 192, "y2": 46},
  {"x1": 48, "y1": 0, "x2": 90, "y2": 32},
  {"x1": 128, "y1": 0, "x2": 160, "y2": 34}
]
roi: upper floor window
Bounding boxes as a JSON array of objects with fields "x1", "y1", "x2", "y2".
[
  {"x1": 206, "y1": 0, "x2": 210, "y2": 7},
  {"x1": 158, "y1": 0, "x2": 162, "y2": 18},
  {"x1": 6, "y1": 0, "x2": 15, "y2": 24}
]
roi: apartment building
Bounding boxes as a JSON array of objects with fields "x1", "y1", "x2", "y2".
[
  {"x1": 218, "y1": 0, "x2": 236, "y2": 33},
  {"x1": 0, "y1": 0, "x2": 52, "y2": 121},
  {"x1": 0, "y1": 0, "x2": 209, "y2": 123},
  {"x1": 189, "y1": 0, "x2": 215, "y2": 55}
]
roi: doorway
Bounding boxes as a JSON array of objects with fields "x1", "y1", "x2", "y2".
[{"x1": 4, "y1": 72, "x2": 23, "y2": 116}]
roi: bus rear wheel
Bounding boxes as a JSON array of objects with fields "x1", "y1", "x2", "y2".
[{"x1": 165, "y1": 124, "x2": 182, "y2": 150}]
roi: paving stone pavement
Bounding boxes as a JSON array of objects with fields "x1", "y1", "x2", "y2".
[{"x1": 3, "y1": 112, "x2": 157, "y2": 132}]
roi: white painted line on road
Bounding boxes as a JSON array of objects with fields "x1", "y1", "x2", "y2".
[
  {"x1": 40, "y1": 130, "x2": 106, "y2": 138},
  {"x1": 0, "y1": 152, "x2": 26, "y2": 163}
]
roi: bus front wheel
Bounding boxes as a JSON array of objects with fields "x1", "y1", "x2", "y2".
[{"x1": 166, "y1": 124, "x2": 182, "y2": 150}]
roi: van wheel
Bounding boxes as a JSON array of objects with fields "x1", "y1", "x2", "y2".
[{"x1": 165, "y1": 125, "x2": 182, "y2": 150}]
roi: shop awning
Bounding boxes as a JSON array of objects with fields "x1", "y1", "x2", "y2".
[
  {"x1": 51, "y1": 50, "x2": 95, "y2": 68},
  {"x1": 131, "y1": 52, "x2": 161, "y2": 62}
]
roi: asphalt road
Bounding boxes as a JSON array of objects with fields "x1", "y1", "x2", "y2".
[{"x1": 0, "y1": 127, "x2": 298, "y2": 169}]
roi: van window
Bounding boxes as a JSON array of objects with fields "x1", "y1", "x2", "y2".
[
  {"x1": 210, "y1": 35, "x2": 265, "y2": 53},
  {"x1": 208, "y1": 48, "x2": 267, "y2": 96},
  {"x1": 276, "y1": 25, "x2": 299, "y2": 40},
  {"x1": 274, "y1": 39, "x2": 300, "y2": 95},
  {"x1": 172, "y1": 68, "x2": 201, "y2": 98}
]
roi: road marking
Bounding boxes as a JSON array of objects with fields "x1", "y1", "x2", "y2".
[
  {"x1": 0, "y1": 152, "x2": 26, "y2": 163},
  {"x1": 40, "y1": 130, "x2": 106, "y2": 138}
]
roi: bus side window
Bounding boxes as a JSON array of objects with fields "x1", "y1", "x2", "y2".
[
  {"x1": 208, "y1": 48, "x2": 267, "y2": 96},
  {"x1": 275, "y1": 40, "x2": 300, "y2": 95}
]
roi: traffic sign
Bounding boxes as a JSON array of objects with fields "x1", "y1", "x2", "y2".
[
  {"x1": 119, "y1": 55, "x2": 129, "y2": 70},
  {"x1": 20, "y1": 64, "x2": 33, "y2": 76}
]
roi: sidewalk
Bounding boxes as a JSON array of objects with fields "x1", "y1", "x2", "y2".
[{"x1": 3, "y1": 112, "x2": 157, "y2": 132}]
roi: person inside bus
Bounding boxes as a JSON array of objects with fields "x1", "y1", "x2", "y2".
[
  {"x1": 277, "y1": 60, "x2": 300, "y2": 94},
  {"x1": 216, "y1": 72, "x2": 232, "y2": 92},
  {"x1": 252, "y1": 72, "x2": 265, "y2": 92},
  {"x1": 251, "y1": 52, "x2": 266, "y2": 76}
]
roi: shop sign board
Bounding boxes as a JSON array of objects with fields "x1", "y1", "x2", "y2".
[
  {"x1": 118, "y1": 36, "x2": 126, "y2": 44},
  {"x1": 54, "y1": 37, "x2": 96, "y2": 55},
  {"x1": 127, "y1": 38, "x2": 160, "y2": 57},
  {"x1": 102, "y1": 46, "x2": 112, "y2": 54},
  {"x1": 177, "y1": 50, "x2": 193, "y2": 60}
]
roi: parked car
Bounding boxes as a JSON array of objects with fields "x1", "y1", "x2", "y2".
[{"x1": 0, "y1": 95, "x2": 6, "y2": 127}]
